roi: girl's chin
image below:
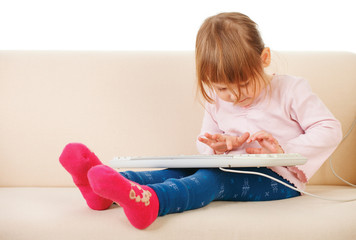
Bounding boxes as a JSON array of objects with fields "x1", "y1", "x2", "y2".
[{"x1": 235, "y1": 99, "x2": 252, "y2": 107}]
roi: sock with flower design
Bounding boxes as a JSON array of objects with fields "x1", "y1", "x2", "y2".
[
  {"x1": 88, "y1": 165, "x2": 159, "y2": 229},
  {"x1": 59, "y1": 143, "x2": 113, "y2": 210}
]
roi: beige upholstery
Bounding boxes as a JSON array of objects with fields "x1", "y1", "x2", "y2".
[
  {"x1": 0, "y1": 51, "x2": 355, "y2": 239},
  {"x1": 1, "y1": 186, "x2": 356, "y2": 240}
]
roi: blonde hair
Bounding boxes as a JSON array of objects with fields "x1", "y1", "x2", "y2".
[{"x1": 196, "y1": 12, "x2": 268, "y2": 103}]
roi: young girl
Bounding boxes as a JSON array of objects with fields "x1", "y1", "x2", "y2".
[{"x1": 59, "y1": 12, "x2": 342, "y2": 229}]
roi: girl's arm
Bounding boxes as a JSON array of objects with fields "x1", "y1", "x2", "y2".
[{"x1": 281, "y1": 78, "x2": 343, "y2": 182}]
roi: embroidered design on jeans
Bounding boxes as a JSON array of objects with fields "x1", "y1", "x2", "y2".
[
  {"x1": 241, "y1": 178, "x2": 250, "y2": 197},
  {"x1": 167, "y1": 182, "x2": 179, "y2": 191},
  {"x1": 144, "y1": 172, "x2": 154, "y2": 182},
  {"x1": 129, "y1": 182, "x2": 152, "y2": 206},
  {"x1": 216, "y1": 185, "x2": 225, "y2": 199},
  {"x1": 271, "y1": 181, "x2": 278, "y2": 193}
]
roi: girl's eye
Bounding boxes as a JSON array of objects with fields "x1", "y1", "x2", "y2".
[
  {"x1": 240, "y1": 81, "x2": 250, "y2": 87},
  {"x1": 218, "y1": 88, "x2": 227, "y2": 91}
]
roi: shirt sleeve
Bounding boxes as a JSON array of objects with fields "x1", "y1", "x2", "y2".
[
  {"x1": 282, "y1": 78, "x2": 343, "y2": 182},
  {"x1": 196, "y1": 102, "x2": 224, "y2": 154}
]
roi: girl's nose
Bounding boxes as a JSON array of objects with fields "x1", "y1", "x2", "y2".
[{"x1": 230, "y1": 93, "x2": 237, "y2": 102}]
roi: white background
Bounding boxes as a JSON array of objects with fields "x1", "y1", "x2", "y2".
[{"x1": 0, "y1": 0, "x2": 355, "y2": 52}]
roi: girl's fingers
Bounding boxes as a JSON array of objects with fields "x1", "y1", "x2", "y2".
[
  {"x1": 245, "y1": 131, "x2": 284, "y2": 154},
  {"x1": 204, "y1": 132, "x2": 224, "y2": 141},
  {"x1": 212, "y1": 134, "x2": 219, "y2": 140},
  {"x1": 201, "y1": 132, "x2": 254, "y2": 153},
  {"x1": 246, "y1": 147, "x2": 263, "y2": 154},
  {"x1": 213, "y1": 134, "x2": 226, "y2": 141},
  {"x1": 238, "y1": 132, "x2": 250, "y2": 143},
  {"x1": 258, "y1": 140, "x2": 276, "y2": 152},
  {"x1": 204, "y1": 132, "x2": 214, "y2": 140},
  {"x1": 226, "y1": 139, "x2": 233, "y2": 150},
  {"x1": 252, "y1": 132, "x2": 268, "y2": 141},
  {"x1": 202, "y1": 133, "x2": 219, "y2": 144},
  {"x1": 211, "y1": 142, "x2": 228, "y2": 152},
  {"x1": 199, "y1": 136, "x2": 227, "y2": 152},
  {"x1": 247, "y1": 131, "x2": 275, "y2": 144},
  {"x1": 247, "y1": 131, "x2": 262, "y2": 143},
  {"x1": 200, "y1": 133, "x2": 228, "y2": 152},
  {"x1": 198, "y1": 136, "x2": 213, "y2": 146}
]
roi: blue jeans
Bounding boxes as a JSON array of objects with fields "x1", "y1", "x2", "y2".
[{"x1": 120, "y1": 168, "x2": 300, "y2": 216}]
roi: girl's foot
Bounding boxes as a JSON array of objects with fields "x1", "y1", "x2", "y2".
[
  {"x1": 88, "y1": 165, "x2": 159, "y2": 229},
  {"x1": 59, "y1": 143, "x2": 113, "y2": 210}
]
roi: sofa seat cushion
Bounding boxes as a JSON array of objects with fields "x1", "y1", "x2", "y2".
[{"x1": 0, "y1": 186, "x2": 355, "y2": 240}]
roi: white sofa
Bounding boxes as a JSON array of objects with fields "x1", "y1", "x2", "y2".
[{"x1": 0, "y1": 51, "x2": 355, "y2": 239}]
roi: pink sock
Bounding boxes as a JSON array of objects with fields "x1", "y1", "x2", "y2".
[
  {"x1": 88, "y1": 165, "x2": 159, "y2": 229},
  {"x1": 59, "y1": 143, "x2": 113, "y2": 210}
]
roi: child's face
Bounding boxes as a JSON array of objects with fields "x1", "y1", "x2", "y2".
[{"x1": 212, "y1": 81, "x2": 260, "y2": 107}]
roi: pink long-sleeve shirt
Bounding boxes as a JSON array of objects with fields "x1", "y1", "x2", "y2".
[{"x1": 196, "y1": 74, "x2": 342, "y2": 190}]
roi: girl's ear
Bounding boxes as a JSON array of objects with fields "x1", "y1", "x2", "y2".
[{"x1": 261, "y1": 47, "x2": 271, "y2": 68}]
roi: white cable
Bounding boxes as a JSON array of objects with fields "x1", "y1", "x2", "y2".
[
  {"x1": 219, "y1": 167, "x2": 356, "y2": 202},
  {"x1": 329, "y1": 118, "x2": 356, "y2": 187}
]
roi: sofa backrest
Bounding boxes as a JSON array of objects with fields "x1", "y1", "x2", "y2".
[{"x1": 0, "y1": 51, "x2": 355, "y2": 187}]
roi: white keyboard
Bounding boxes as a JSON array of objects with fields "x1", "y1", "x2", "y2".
[{"x1": 109, "y1": 153, "x2": 307, "y2": 168}]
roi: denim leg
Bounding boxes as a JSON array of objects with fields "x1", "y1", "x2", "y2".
[
  {"x1": 148, "y1": 168, "x2": 223, "y2": 216},
  {"x1": 148, "y1": 168, "x2": 300, "y2": 216},
  {"x1": 216, "y1": 167, "x2": 301, "y2": 201}
]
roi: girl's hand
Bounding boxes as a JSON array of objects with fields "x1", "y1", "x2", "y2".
[
  {"x1": 245, "y1": 131, "x2": 284, "y2": 154},
  {"x1": 198, "y1": 132, "x2": 250, "y2": 154}
]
